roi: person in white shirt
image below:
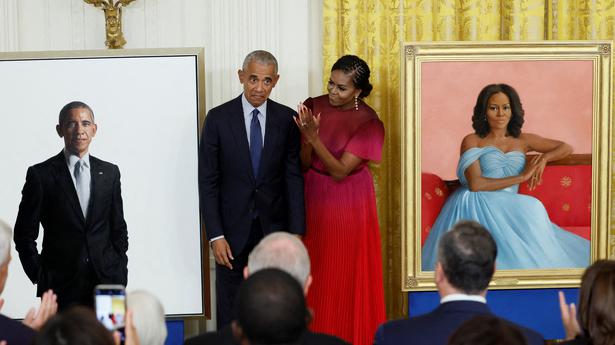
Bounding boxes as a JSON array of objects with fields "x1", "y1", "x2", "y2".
[{"x1": 374, "y1": 220, "x2": 544, "y2": 345}]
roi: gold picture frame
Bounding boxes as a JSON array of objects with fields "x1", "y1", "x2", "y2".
[{"x1": 401, "y1": 41, "x2": 613, "y2": 291}]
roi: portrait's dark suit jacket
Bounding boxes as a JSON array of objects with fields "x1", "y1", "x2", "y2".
[
  {"x1": 374, "y1": 301, "x2": 544, "y2": 345},
  {"x1": 184, "y1": 325, "x2": 349, "y2": 345},
  {"x1": 0, "y1": 314, "x2": 36, "y2": 345},
  {"x1": 199, "y1": 95, "x2": 305, "y2": 254},
  {"x1": 14, "y1": 152, "x2": 128, "y2": 298}
]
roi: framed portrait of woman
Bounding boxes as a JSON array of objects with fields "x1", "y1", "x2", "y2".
[{"x1": 401, "y1": 41, "x2": 613, "y2": 290}]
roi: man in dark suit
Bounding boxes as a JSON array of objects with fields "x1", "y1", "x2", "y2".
[
  {"x1": 199, "y1": 50, "x2": 305, "y2": 328},
  {"x1": 184, "y1": 232, "x2": 347, "y2": 345},
  {"x1": 0, "y1": 220, "x2": 57, "y2": 345},
  {"x1": 14, "y1": 101, "x2": 128, "y2": 311},
  {"x1": 374, "y1": 221, "x2": 544, "y2": 345}
]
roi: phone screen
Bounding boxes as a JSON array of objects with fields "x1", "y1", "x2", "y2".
[{"x1": 94, "y1": 285, "x2": 126, "y2": 331}]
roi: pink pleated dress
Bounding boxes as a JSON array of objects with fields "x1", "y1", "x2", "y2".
[{"x1": 302, "y1": 95, "x2": 386, "y2": 345}]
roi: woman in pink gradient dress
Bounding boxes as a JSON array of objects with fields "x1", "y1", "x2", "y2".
[{"x1": 295, "y1": 55, "x2": 385, "y2": 345}]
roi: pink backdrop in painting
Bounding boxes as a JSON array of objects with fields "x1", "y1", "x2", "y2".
[{"x1": 421, "y1": 60, "x2": 593, "y2": 180}]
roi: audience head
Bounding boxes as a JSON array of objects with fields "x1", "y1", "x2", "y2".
[
  {"x1": 233, "y1": 268, "x2": 308, "y2": 345},
  {"x1": 577, "y1": 259, "x2": 615, "y2": 345},
  {"x1": 246, "y1": 232, "x2": 312, "y2": 293},
  {"x1": 127, "y1": 290, "x2": 167, "y2": 345},
  {"x1": 436, "y1": 220, "x2": 497, "y2": 295},
  {"x1": 448, "y1": 315, "x2": 527, "y2": 345},
  {"x1": 472, "y1": 83, "x2": 524, "y2": 138},
  {"x1": 330, "y1": 55, "x2": 372, "y2": 98},
  {"x1": 34, "y1": 306, "x2": 115, "y2": 345},
  {"x1": 0, "y1": 219, "x2": 12, "y2": 294}
]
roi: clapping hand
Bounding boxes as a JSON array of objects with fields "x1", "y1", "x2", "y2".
[
  {"x1": 22, "y1": 289, "x2": 58, "y2": 331},
  {"x1": 559, "y1": 291, "x2": 581, "y2": 340},
  {"x1": 294, "y1": 103, "x2": 320, "y2": 143}
]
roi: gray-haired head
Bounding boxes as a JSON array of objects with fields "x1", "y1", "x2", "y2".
[
  {"x1": 437, "y1": 220, "x2": 497, "y2": 294},
  {"x1": 58, "y1": 101, "x2": 95, "y2": 125},
  {"x1": 0, "y1": 219, "x2": 11, "y2": 267},
  {"x1": 242, "y1": 50, "x2": 278, "y2": 74},
  {"x1": 247, "y1": 232, "x2": 310, "y2": 287},
  {"x1": 127, "y1": 290, "x2": 167, "y2": 345}
]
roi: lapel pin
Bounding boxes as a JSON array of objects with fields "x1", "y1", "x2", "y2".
[{"x1": 98, "y1": 171, "x2": 103, "y2": 175}]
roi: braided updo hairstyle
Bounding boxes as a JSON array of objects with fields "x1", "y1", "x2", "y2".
[{"x1": 331, "y1": 55, "x2": 373, "y2": 98}]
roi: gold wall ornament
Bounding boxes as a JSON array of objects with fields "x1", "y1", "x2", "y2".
[
  {"x1": 84, "y1": 0, "x2": 135, "y2": 49},
  {"x1": 405, "y1": 276, "x2": 418, "y2": 289}
]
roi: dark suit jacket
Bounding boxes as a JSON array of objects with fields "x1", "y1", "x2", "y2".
[
  {"x1": 14, "y1": 152, "x2": 128, "y2": 296},
  {"x1": 374, "y1": 301, "x2": 544, "y2": 345},
  {"x1": 0, "y1": 314, "x2": 36, "y2": 345},
  {"x1": 184, "y1": 325, "x2": 349, "y2": 345},
  {"x1": 199, "y1": 95, "x2": 305, "y2": 254}
]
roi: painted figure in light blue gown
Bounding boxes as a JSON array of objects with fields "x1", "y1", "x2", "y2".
[{"x1": 422, "y1": 84, "x2": 590, "y2": 271}]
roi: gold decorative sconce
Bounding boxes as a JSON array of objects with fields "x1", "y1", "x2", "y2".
[{"x1": 84, "y1": 0, "x2": 135, "y2": 49}]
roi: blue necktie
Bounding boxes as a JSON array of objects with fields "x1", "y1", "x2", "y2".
[{"x1": 250, "y1": 109, "x2": 262, "y2": 178}]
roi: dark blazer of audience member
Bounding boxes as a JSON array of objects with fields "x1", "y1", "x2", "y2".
[
  {"x1": 0, "y1": 220, "x2": 57, "y2": 345},
  {"x1": 448, "y1": 315, "x2": 528, "y2": 345},
  {"x1": 14, "y1": 101, "x2": 128, "y2": 310},
  {"x1": 374, "y1": 221, "x2": 544, "y2": 345},
  {"x1": 199, "y1": 50, "x2": 305, "y2": 328},
  {"x1": 184, "y1": 232, "x2": 347, "y2": 345},
  {"x1": 559, "y1": 260, "x2": 615, "y2": 345}
]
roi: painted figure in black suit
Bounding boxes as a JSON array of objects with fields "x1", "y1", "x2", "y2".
[
  {"x1": 199, "y1": 50, "x2": 305, "y2": 328},
  {"x1": 374, "y1": 220, "x2": 544, "y2": 345},
  {"x1": 14, "y1": 101, "x2": 128, "y2": 311}
]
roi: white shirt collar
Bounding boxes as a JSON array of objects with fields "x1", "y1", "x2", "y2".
[
  {"x1": 64, "y1": 149, "x2": 90, "y2": 169},
  {"x1": 441, "y1": 293, "x2": 487, "y2": 304},
  {"x1": 241, "y1": 93, "x2": 267, "y2": 118}
]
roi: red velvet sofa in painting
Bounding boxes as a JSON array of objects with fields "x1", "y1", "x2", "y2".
[{"x1": 421, "y1": 154, "x2": 591, "y2": 246}]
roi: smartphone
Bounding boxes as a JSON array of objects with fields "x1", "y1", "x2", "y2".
[{"x1": 94, "y1": 284, "x2": 126, "y2": 332}]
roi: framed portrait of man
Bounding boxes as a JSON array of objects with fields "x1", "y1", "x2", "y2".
[
  {"x1": 401, "y1": 41, "x2": 613, "y2": 290},
  {"x1": 0, "y1": 48, "x2": 209, "y2": 317}
]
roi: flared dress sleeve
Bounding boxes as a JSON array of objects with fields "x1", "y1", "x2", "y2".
[{"x1": 344, "y1": 118, "x2": 385, "y2": 162}]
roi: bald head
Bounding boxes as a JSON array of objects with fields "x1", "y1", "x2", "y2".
[{"x1": 246, "y1": 232, "x2": 311, "y2": 288}]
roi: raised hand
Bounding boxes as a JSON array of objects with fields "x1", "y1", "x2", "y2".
[
  {"x1": 558, "y1": 291, "x2": 581, "y2": 340},
  {"x1": 295, "y1": 103, "x2": 320, "y2": 143},
  {"x1": 22, "y1": 289, "x2": 58, "y2": 331},
  {"x1": 114, "y1": 309, "x2": 140, "y2": 345}
]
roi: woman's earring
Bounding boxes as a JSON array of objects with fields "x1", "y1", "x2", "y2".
[{"x1": 354, "y1": 96, "x2": 359, "y2": 111}]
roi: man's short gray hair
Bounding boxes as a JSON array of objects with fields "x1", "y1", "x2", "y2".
[
  {"x1": 127, "y1": 290, "x2": 167, "y2": 345},
  {"x1": 247, "y1": 232, "x2": 310, "y2": 286},
  {"x1": 242, "y1": 50, "x2": 278, "y2": 74},
  {"x1": 436, "y1": 220, "x2": 497, "y2": 294},
  {"x1": 0, "y1": 219, "x2": 12, "y2": 267}
]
